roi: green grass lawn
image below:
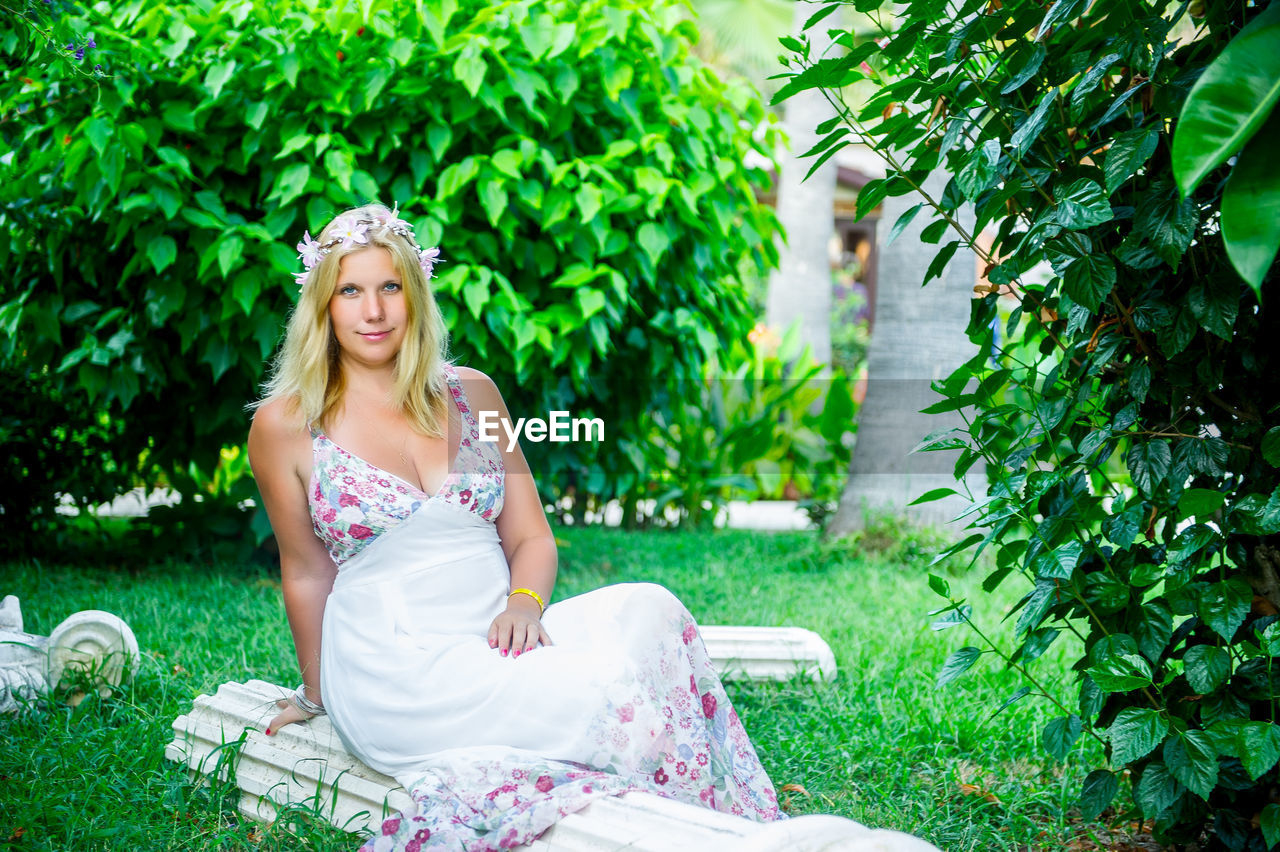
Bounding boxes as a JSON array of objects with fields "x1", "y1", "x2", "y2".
[{"x1": 0, "y1": 525, "x2": 1129, "y2": 851}]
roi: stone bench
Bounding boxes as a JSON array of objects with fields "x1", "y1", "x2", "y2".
[{"x1": 167, "y1": 628, "x2": 937, "y2": 850}]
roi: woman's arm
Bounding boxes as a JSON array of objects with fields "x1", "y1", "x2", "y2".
[
  {"x1": 247, "y1": 398, "x2": 338, "y2": 731},
  {"x1": 460, "y1": 368, "x2": 558, "y2": 656}
]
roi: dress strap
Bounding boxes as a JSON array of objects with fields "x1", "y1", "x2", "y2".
[{"x1": 442, "y1": 363, "x2": 480, "y2": 441}]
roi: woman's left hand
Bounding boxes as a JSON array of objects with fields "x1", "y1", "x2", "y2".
[{"x1": 488, "y1": 597, "x2": 552, "y2": 657}]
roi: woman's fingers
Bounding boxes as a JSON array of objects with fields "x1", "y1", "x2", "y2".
[
  {"x1": 488, "y1": 614, "x2": 550, "y2": 656},
  {"x1": 489, "y1": 617, "x2": 513, "y2": 655},
  {"x1": 510, "y1": 622, "x2": 530, "y2": 656}
]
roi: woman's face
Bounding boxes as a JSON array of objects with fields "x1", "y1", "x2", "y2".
[{"x1": 329, "y1": 246, "x2": 408, "y2": 370}]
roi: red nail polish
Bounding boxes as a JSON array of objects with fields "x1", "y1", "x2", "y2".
[
  {"x1": 514, "y1": 649, "x2": 521, "y2": 657},
  {"x1": 265, "y1": 728, "x2": 272, "y2": 735},
  {"x1": 501, "y1": 648, "x2": 508, "y2": 656}
]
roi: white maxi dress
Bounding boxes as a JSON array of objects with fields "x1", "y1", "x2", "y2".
[{"x1": 309, "y1": 363, "x2": 783, "y2": 851}]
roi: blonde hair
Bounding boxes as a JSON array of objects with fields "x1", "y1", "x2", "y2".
[{"x1": 255, "y1": 202, "x2": 452, "y2": 437}]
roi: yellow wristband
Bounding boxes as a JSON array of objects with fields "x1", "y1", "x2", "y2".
[{"x1": 508, "y1": 587, "x2": 545, "y2": 615}]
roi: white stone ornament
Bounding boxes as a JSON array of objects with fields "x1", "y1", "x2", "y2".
[
  {"x1": 0, "y1": 595, "x2": 139, "y2": 712},
  {"x1": 168, "y1": 628, "x2": 939, "y2": 850}
]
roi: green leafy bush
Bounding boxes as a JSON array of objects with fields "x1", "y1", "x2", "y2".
[
  {"x1": 620, "y1": 326, "x2": 855, "y2": 529},
  {"x1": 0, "y1": 364, "x2": 134, "y2": 550},
  {"x1": 780, "y1": 0, "x2": 1278, "y2": 845},
  {"x1": 1, "y1": 0, "x2": 779, "y2": 525}
]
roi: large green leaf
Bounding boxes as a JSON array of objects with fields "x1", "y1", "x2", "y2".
[
  {"x1": 1104, "y1": 126, "x2": 1160, "y2": 193},
  {"x1": 1089, "y1": 648, "x2": 1154, "y2": 692},
  {"x1": 1264, "y1": 426, "x2": 1280, "y2": 466},
  {"x1": 1172, "y1": 2, "x2": 1280, "y2": 198},
  {"x1": 1198, "y1": 578, "x2": 1252, "y2": 641},
  {"x1": 1134, "y1": 180, "x2": 1198, "y2": 269},
  {"x1": 1221, "y1": 106, "x2": 1280, "y2": 294},
  {"x1": 1265, "y1": 804, "x2": 1280, "y2": 850},
  {"x1": 1062, "y1": 253, "x2": 1116, "y2": 311},
  {"x1": 1127, "y1": 439, "x2": 1171, "y2": 496},
  {"x1": 1042, "y1": 715, "x2": 1083, "y2": 760},
  {"x1": 1184, "y1": 645, "x2": 1230, "y2": 694},
  {"x1": 1078, "y1": 770, "x2": 1119, "y2": 821},
  {"x1": 1164, "y1": 731, "x2": 1218, "y2": 799},
  {"x1": 1135, "y1": 762, "x2": 1182, "y2": 816},
  {"x1": 1109, "y1": 706, "x2": 1169, "y2": 765},
  {"x1": 936, "y1": 646, "x2": 981, "y2": 687},
  {"x1": 1054, "y1": 179, "x2": 1112, "y2": 229},
  {"x1": 147, "y1": 236, "x2": 177, "y2": 274},
  {"x1": 1241, "y1": 722, "x2": 1280, "y2": 779}
]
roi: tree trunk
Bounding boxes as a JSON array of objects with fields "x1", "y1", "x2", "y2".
[
  {"x1": 765, "y1": 2, "x2": 841, "y2": 366},
  {"x1": 827, "y1": 171, "x2": 987, "y2": 537}
]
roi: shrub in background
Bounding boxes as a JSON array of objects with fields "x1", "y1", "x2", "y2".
[
  {"x1": 615, "y1": 326, "x2": 855, "y2": 530},
  {"x1": 781, "y1": 0, "x2": 1278, "y2": 845},
  {"x1": 0, "y1": 364, "x2": 134, "y2": 550}
]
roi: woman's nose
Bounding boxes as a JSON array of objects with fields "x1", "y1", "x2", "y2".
[{"x1": 363, "y1": 292, "x2": 384, "y2": 321}]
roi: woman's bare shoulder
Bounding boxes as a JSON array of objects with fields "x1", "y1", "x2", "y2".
[
  {"x1": 453, "y1": 365, "x2": 497, "y2": 387},
  {"x1": 454, "y1": 366, "x2": 504, "y2": 406},
  {"x1": 249, "y1": 396, "x2": 311, "y2": 443}
]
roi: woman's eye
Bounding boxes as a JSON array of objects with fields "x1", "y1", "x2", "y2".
[
  {"x1": 340, "y1": 286, "x2": 357, "y2": 295},
  {"x1": 384, "y1": 282, "x2": 401, "y2": 292}
]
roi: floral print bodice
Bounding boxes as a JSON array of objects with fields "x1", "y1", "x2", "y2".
[{"x1": 309, "y1": 363, "x2": 505, "y2": 567}]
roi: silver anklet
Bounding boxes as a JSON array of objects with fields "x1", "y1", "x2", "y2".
[{"x1": 290, "y1": 684, "x2": 326, "y2": 716}]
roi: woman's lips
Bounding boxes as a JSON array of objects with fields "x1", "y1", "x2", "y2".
[{"x1": 360, "y1": 330, "x2": 391, "y2": 342}]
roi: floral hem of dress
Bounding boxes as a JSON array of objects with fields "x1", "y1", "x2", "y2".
[{"x1": 360, "y1": 755, "x2": 660, "y2": 852}]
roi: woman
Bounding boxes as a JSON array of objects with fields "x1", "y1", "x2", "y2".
[{"x1": 247, "y1": 202, "x2": 783, "y2": 850}]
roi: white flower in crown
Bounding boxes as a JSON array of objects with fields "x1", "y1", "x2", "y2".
[
  {"x1": 331, "y1": 213, "x2": 370, "y2": 250},
  {"x1": 419, "y1": 246, "x2": 441, "y2": 279},
  {"x1": 296, "y1": 230, "x2": 323, "y2": 270}
]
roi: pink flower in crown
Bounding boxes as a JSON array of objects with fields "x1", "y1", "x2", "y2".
[
  {"x1": 419, "y1": 246, "x2": 440, "y2": 279},
  {"x1": 293, "y1": 270, "x2": 310, "y2": 289},
  {"x1": 297, "y1": 230, "x2": 324, "y2": 269},
  {"x1": 331, "y1": 213, "x2": 370, "y2": 249},
  {"x1": 382, "y1": 203, "x2": 415, "y2": 233}
]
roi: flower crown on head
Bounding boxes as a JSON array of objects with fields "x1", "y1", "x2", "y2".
[{"x1": 293, "y1": 202, "x2": 442, "y2": 291}]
